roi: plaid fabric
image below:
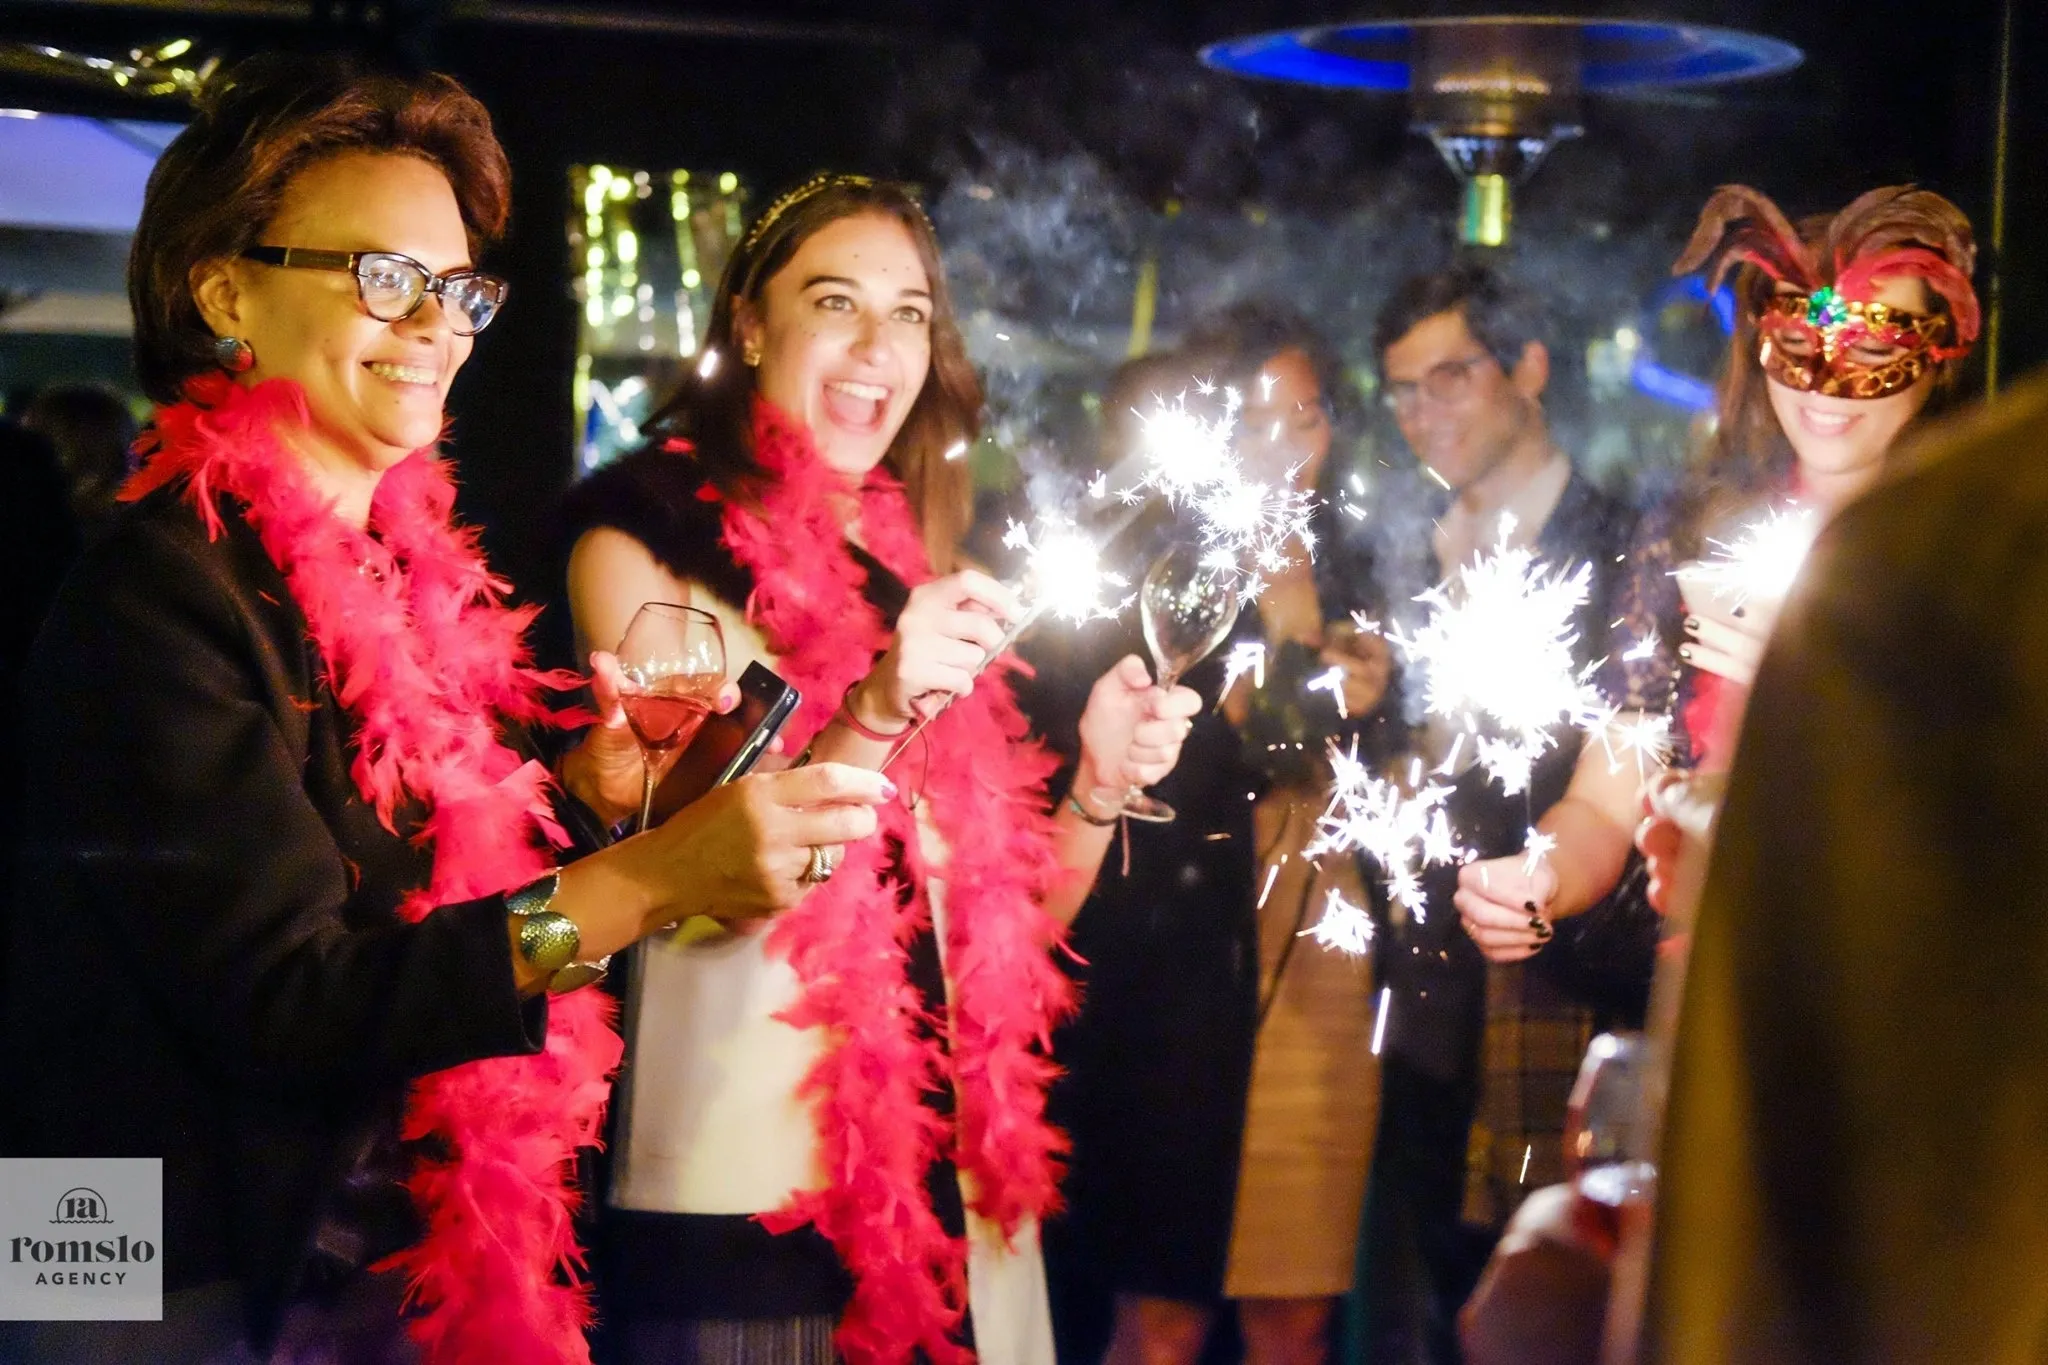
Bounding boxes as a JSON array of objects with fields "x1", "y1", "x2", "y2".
[{"x1": 1461, "y1": 961, "x2": 1594, "y2": 1228}]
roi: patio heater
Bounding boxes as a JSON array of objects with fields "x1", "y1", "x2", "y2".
[{"x1": 1200, "y1": 16, "x2": 1802, "y2": 247}]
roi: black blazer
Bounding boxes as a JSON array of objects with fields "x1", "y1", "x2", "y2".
[{"x1": 4, "y1": 488, "x2": 571, "y2": 1343}]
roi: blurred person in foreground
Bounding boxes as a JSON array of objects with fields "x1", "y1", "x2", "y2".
[
  {"x1": 1, "y1": 59, "x2": 887, "y2": 1364},
  {"x1": 1635, "y1": 362, "x2": 2048, "y2": 1363}
]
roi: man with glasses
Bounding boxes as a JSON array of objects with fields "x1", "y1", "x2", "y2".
[{"x1": 1360, "y1": 263, "x2": 1650, "y2": 1365}]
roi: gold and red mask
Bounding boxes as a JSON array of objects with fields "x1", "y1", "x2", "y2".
[
  {"x1": 1756, "y1": 280, "x2": 1961, "y2": 400},
  {"x1": 1675, "y1": 185, "x2": 1981, "y2": 403}
]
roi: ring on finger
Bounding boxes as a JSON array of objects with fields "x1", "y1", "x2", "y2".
[{"x1": 802, "y1": 843, "x2": 843, "y2": 885}]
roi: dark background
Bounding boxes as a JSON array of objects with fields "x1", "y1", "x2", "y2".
[{"x1": 4, "y1": 0, "x2": 2044, "y2": 633}]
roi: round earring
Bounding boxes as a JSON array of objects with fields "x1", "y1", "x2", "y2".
[
  {"x1": 742, "y1": 342, "x2": 762, "y2": 368},
  {"x1": 213, "y1": 335, "x2": 255, "y2": 374}
]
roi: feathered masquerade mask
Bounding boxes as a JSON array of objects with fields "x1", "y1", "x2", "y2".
[{"x1": 1674, "y1": 184, "x2": 1981, "y2": 400}]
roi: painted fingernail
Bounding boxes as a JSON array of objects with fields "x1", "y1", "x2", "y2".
[
  {"x1": 1731, "y1": 605, "x2": 1747, "y2": 619},
  {"x1": 1533, "y1": 919, "x2": 1553, "y2": 940},
  {"x1": 879, "y1": 778, "x2": 899, "y2": 801},
  {"x1": 1678, "y1": 645, "x2": 1694, "y2": 661},
  {"x1": 1684, "y1": 616, "x2": 1701, "y2": 632},
  {"x1": 1523, "y1": 900, "x2": 1539, "y2": 913}
]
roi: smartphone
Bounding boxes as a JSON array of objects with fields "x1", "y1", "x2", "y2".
[{"x1": 653, "y1": 661, "x2": 801, "y2": 815}]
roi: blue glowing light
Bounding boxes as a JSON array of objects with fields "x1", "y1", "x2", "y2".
[
  {"x1": 1629, "y1": 274, "x2": 1737, "y2": 412},
  {"x1": 1629, "y1": 358, "x2": 1717, "y2": 412},
  {"x1": 1199, "y1": 19, "x2": 1802, "y2": 94}
]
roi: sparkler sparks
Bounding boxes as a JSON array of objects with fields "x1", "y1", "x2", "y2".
[
  {"x1": 1685, "y1": 504, "x2": 1822, "y2": 608},
  {"x1": 1306, "y1": 664, "x2": 1350, "y2": 719},
  {"x1": 1125, "y1": 389, "x2": 1320, "y2": 585},
  {"x1": 1302, "y1": 888, "x2": 1375, "y2": 955},
  {"x1": 1387, "y1": 515, "x2": 1610, "y2": 796},
  {"x1": 1306, "y1": 742, "x2": 1459, "y2": 935},
  {"x1": 1221, "y1": 641, "x2": 1267, "y2": 694},
  {"x1": 1594, "y1": 708, "x2": 1676, "y2": 776},
  {"x1": 1001, "y1": 517, "x2": 1131, "y2": 626}
]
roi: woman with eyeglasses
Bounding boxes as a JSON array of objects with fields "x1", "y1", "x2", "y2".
[{"x1": 0, "y1": 57, "x2": 891, "y2": 1365}]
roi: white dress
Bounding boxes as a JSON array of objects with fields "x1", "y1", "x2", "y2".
[{"x1": 607, "y1": 594, "x2": 1054, "y2": 1365}]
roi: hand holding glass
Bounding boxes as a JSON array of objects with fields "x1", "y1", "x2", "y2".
[
  {"x1": 615, "y1": 602, "x2": 726, "y2": 833},
  {"x1": 1564, "y1": 1031, "x2": 1655, "y2": 1209},
  {"x1": 1113, "y1": 544, "x2": 1242, "y2": 824}
]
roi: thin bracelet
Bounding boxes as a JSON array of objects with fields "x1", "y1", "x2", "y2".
[
  {"x1": 839, "y1": 687, "x2": 911, "y2": 742},
  {"x1": 1066, "y1": 791, "x2": 1121, "y2": 827}
]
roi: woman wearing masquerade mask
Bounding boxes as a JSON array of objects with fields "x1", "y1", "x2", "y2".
[
  {"x1": 1, "y1": 60, "x2": 891, "y2": 1365},
  {"x1": 561, "y1": 174, "x2": 1198, "y2": 1365},
  {"x1": 1450, "y1": 183, "x2": 1978, "y2": 966}
]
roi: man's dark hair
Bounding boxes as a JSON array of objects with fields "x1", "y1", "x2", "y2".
[{"x1": 1371, "y1": 262, "x2": 1550, "y2": 376}]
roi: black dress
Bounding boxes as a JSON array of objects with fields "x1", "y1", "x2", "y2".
[{"x1": 1025, "y1": 491, "x2": 1394, "y2": 1334}]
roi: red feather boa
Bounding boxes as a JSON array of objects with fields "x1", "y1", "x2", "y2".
[
  {"x1": 711, "y1": 401, "x2": 1074, "y2": 1365},
  {"x1": 124, "y1": 373, "x2": 621, "y2": 1365}
]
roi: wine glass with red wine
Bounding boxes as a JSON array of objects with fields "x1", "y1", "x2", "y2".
[{"x1": 616, "y1": 602, "x2": 726, "y2": 832}]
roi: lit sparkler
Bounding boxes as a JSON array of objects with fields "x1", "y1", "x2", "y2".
[
  {"x1": 1306, "y1": 741, "x2": 1459, "y2": 936},
  {"x1": 880, "y1": 518, "x2": 1128, "y2": 769},
  {"x1": 1388, "y1": 515, "x2": 1610, "y2": 796},
  {"x1": 1684, "y1": 504, "x2": 1822, "y2": 608},
  {"x1": 1001, "y1": 516, "x2": 1131, "y2": 626},
  {"x1": 1302, "y1": 888, "x2": 1375, "y2": 955},
  {"x1": 1124, "y1": 388, "x2": 1320, "y2": 587}
]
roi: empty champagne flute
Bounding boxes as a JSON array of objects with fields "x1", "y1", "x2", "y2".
[
  {"x1": 615, "y1": 602, "x2": 726, "y2": 832},
  {"x1": 1564, "y1": 1031, "x2": 1656, "y2": 1210},
  {"x1": 1113, "y1": 543, "x2": 1243, "y2": 824}
]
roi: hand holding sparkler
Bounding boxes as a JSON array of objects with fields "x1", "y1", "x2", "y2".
[
  {"x1": 1671, "y1": 504, "x2": 1821, "y2": 688},
  {"x1": 1453, "y1": 838, "x2": 1562, "y2": 964},
  {"x1": 853, "y1": 570, "x2": 1025, "y2": 739},
  {"x1": 868, "y1": 518, "x2": 1129, "y2": 770}
]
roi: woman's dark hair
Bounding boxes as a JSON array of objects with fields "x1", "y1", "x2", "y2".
[
  {"x1": 646, "y1": 174, "x2": 980, "y2": 574},
  {"x1": 1370, "y1": 262, "x2": 1551, "y2": 377},
  {"x1": 1158, "y1": 300, "x2": 1378, "y2": 618},
  {"x1": 19, "y1": 384, "x2": 138, "y2": 526},
  {"x1": 1181, "y1": 299, "x2": 1364, "y2": 444},
  {"x1": 129, "y1": 54, "x2": 511, "y2": 404}
]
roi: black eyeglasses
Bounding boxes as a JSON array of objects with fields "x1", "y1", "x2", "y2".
[
  {"x1": 1381, "y1": 353, "x2": 1496, "y2": 413},
  {"x1": 239, "y1": 247, "x2": 509, "y2": 336}
]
